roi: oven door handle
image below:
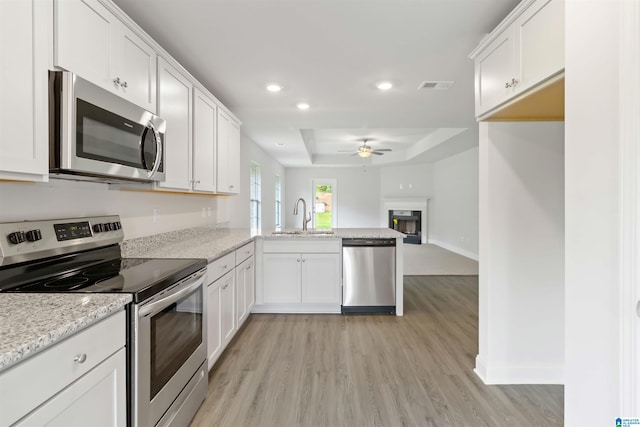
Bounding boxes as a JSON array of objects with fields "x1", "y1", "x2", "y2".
[{"x1": 139, "y1": 269, "x2": 206, "y2": 317}]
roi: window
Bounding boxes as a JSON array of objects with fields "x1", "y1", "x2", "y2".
[
  {"x1": 250, "y1": 162, "x2": 261, "y2": 235},
  {"x1": 275, "y1": 175, "x2": 281, "y2": 229}
]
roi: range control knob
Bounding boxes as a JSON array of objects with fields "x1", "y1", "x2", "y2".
[
  {"x1": 8, "y1": 231, "x2": 25, "y2": 244},
  {"x1": 114, "y1": 221, "x2": 121, "y2": 230},
  {"x1": 25, "y1": 229, "x2": 42, "y2": 242},
  {"x1": 93, "y1": 223, "x2": 103, "y2": 233},
  {"x1": 108, "y1": 223, "x2": 115, "y2": 231}
]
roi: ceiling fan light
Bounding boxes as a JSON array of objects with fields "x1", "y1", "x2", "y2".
[
  {"x1": 358, "y1": 150, "x2": 372, "y2": 158},
  {"x1": 376, "y1": 81, "x2": 393, "y2": 91}
]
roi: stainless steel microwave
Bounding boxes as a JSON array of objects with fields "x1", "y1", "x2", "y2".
[{"x1": 49, "y1": 71, "x2": 166, "y2": 183}]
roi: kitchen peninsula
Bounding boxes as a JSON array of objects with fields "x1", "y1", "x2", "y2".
[{"x1": 122, "y1": 227, "x2": 405, "y2": 316}]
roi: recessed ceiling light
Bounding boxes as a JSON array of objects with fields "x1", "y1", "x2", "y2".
[
  {"x1": 297, "y1": 103, "x2": 310, "y2": 110},
  {"x1": 376, "y1": 81, "x2": 393, "y2": 91},
  {"x1": 266, "y1": 83, "x2": 283, "y2": 92}
]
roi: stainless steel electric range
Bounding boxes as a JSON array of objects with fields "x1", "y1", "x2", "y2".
[{"x1": 0, "y1": 215, "x2": 208, "y2": 427}]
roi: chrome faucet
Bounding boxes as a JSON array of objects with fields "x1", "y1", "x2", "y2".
[{"x1": 293, "y1": 198, "x2": 312, "y2": 231}]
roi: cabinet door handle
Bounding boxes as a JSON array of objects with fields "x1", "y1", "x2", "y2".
[
  {"x1": 505, "y1": 81, "x2": 511, "y2": 88},
  {"x1": 121, "y1": 81, "x2": 128, "y2": 88},
  {"x1": 113, "y1": 77, "x2": 121, "y2": 86},
  {"x1": 74, "y1": 354, "x2": 87, "y2": 364},
  {"x1": 302, "y1": 259, "x2": 306, "y2": 262},
  {"x1": 223, "y1": 265, "x2": 228, "y2": 269},
  {"x1": 511, "y1": 78, "x2": 519, "y2": 86},
  {"x1": 247, "y1": 266, "x2": 252, "y2": 270},
  {"x1": 297, "y1": 259, "x2": 300, "y2": 262}
]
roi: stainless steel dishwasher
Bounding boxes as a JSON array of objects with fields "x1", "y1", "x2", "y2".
[{"x1": 341, "y1": 238, "x2": 396, "y2": 314}]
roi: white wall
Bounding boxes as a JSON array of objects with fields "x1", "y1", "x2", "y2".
[
  {"x1": 226, "y1": 134, "x2": 285, "y2": 232},
  {"x1": 476, "y1": 122, "x2": 564, "y2": 384},
  {"x1": 0, "y1": 179, "x2": 219, "y2": 239},
  {"x1": 379, "y1": 163, "x2": 433, "y2": 199},
  {"x1": 565, "y1": 1, "x2": 626, "y2": 424},
  {"x1": 285, "y1": 166, "x2": 381, "y2": 228},
  {"x1": 430, "y1": 147, "x2": 479, "y2": 259}
]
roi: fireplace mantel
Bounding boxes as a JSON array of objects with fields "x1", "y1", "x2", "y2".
[{"x1": 382, "y1": 198, "x2": 429, "y2": 244}]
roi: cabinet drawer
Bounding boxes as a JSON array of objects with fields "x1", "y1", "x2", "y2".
[
  {"x1": 263, "y1": 239, "x2": 340, "y2": 254},
  {"x1": 0, "y1": 310, "x2": 125, "y2": 426},
  {"x1": 208, "y1": 252, "x2": 235, "y2": 284},
  {"x1": 235, "y1": 241, "x2": 255, "y2": 265}
]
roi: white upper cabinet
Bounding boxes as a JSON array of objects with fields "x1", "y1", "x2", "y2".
[
  {"x1": 216, "y1": 110, "x2": 241, "y2": 194},
  {"x1": 193, "y1": 89, "x2": 217, "y2": 193},
  {"x1": 470, "y1": 0, "x2": 564, "y2": 119},
  {"x1": 0, "y1": 0, "x2": 49, "y2": 181},
  {"x1": 513, "y1": 0, "x2": 564, "y2": 94},
  {"x1": 55, "y1": 0, "x2": 157, "y2": 112},
  {"x1": 157, "y1": 57, "x2": 193, "y2": 191}
]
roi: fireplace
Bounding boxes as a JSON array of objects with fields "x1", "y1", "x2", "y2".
[{"x1": 389, "y1": 210, "x2": 422, "y2": 244}]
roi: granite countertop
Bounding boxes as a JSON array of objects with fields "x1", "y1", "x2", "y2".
[
  {"x1": 122, "y1": 227, "x2": 255, "y2": 262},
  {"x1": 266, "y1": 228, "x2": 406, "y2": 239},
  {"x1": 0, "y1": 293, "x2": 131, "y2": 372},
  {"x1": 122, "y1": 226, "x2": 404, "y2": 261}
]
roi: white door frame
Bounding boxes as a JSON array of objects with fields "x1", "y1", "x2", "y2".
[
  {"x1": 311, "y1": 178, "x2": 338, "y2": 229},
  {"x1": 619, "y1": 0, "x2": 640, "y2": 416}
]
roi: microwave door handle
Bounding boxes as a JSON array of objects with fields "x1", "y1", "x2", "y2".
[
  {"x1": 138, "y1": 269, "x2": 206, "y2": 317},
  {"x1": 139, "y1": 127, "x2": 149, "y2": 171},
  {"x1": 147, "y1": 122, "x2": 163, "y2": 178}
]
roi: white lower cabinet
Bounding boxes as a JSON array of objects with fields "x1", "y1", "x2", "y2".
[
  {"x1": 236, "y1": 256, "x2": 255, "y2": 325},
  {"x1": 259, "y1": 239, "x2": 341, "y2": 313},
  {"x1": 219, "y1": 271, "x2": 236, "y2": 345},
  {"x1": 15, "y1": 348, "x2": 126, "y2": 427},
  {"x1": 206, "y1": 242, "x2": 255, "y2": 370},
  {"x1": 0, "y1": 311, "x2": 126, "y2": 427}
]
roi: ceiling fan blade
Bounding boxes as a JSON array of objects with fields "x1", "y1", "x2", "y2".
[
  {"x1": 375, "y1": 148, "x2": 392, "y2": 152},
  {"x1": 371, "y1": 151, "x2": 384, "y2": 155},
  {"x1": 351, "y1": 152, "x2": 359, "y2": 156}
]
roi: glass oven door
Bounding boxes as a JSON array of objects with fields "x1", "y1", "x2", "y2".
[{"x1": 134, "y1": 269, "x2": 207, "y2": 427}]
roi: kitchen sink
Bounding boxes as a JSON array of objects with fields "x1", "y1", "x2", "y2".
[{"x1": 272, "y1": 229, "x2": 334, "y2": 235}]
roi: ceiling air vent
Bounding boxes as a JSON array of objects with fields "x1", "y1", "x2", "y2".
[{"x1": 418, "y1": 81, "x2": 455, "y2": 90}]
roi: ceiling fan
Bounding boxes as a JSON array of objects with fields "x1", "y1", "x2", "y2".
[{"x1": 339, "y1": 139, "x2": 392, "y2": 158}]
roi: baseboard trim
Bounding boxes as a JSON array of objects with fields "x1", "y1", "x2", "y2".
[
  {"x1": 428, "y1": 239, "x2": 479, "y2": 261},
  {"x1": 251, "y1": 303, "x2": 341, "y2": 314},
  {"x1": 475, "y1": 356, "x2": 564, "y2": 385}
]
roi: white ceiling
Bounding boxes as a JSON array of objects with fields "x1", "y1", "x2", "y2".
[{"x1": 113, "y1": 0, "x2": 519, "y2": 167}]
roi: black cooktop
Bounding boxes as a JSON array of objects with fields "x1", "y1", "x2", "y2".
[{"x1": 0, "y1": 245, "x2": 206, "y2": 303}]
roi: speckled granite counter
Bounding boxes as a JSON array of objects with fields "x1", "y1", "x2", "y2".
[
  {"x1": 121, "y1": 227, "x2": 404, "y2": 261},
  {"x1": 265, "y1": 228, "x2": 405, "y2": 239},
  {"x1": 121, "y1": 227, "x2": 254, "y2": 262},
  {"x1": 0, "y1": 293, "x2": 131, "y2": 372}
]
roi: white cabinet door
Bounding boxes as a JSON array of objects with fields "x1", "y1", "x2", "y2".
[
  {"x1": 0, "y1": 0, "x2": 48, "y2": 181},
  {"x1": 263, "y1": 254, "x2": 301, "y2": 304},
  {"x1": 207, "y1": 280, "x2": 222, "y2": 370},
  {"x1": 513, "y1": 0, "x2": 564, "y2": 94},
  {"x1": 193, "y1": 89, "x2": 217, "y2": 193},
  {"x1": 118, "y1": 25, "x2": 157, "y2": 112},
  {"x1": 16, "y1": 348, "x2": 127, "y2": 427},
  {"x1": 55, "y1": 0, "x2": 157, "y2": 112},
  {"x1": 301, "y1": 253, "x2": 341, "y2": 304},
  {"x1": 227, "y1": 120, "x2": 241, "y2": 193},
  {"x1": 220, "y1": 271, "x2": 236, "y2": 345},
  {"x1": 216, "y1": 110, "x2": 240, "y2": 194},
  {"x1": 56, "y1": 0, "x2": 116, "y2": 91},
  {"x1": 245, "y1": 256, "x2": 255, "y2": 312},
  {"x1": 474, "y1": 28, "x2": 514, "y2": 116},
  {"x1": 236, "y1": 256, "x2": 255, "y2": 326},
  {"x1": 157, "y1": 57, "x2": 193, "y2": 190},
  {"x1": 236, "y1": 260, "x2": 247, "y2": 326}
]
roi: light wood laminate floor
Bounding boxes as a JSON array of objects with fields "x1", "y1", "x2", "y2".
[{"x1": 190, "y1": 276, "x2": 563, "y2": 427}]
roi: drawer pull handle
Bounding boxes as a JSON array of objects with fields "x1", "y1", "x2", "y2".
[{"x1": 74, "y1": 354, "x2": 87, "y2": 364}]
